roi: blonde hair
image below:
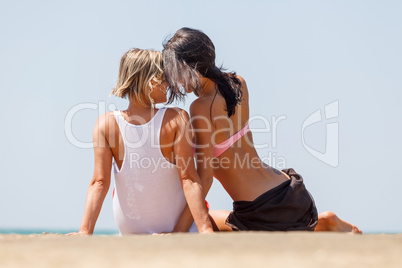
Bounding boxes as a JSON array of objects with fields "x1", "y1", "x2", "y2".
[{"x1": 111, "y1": 48, "x2": 163, "y2": 106}]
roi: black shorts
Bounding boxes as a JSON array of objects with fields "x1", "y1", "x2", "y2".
[{"x1": 225, "y1": 168, "x2": 318, "y2": 231}]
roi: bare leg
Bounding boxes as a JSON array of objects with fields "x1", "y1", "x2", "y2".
[
  {"x1": 315, "y1": 211, "x2": 362, "y2": 234},
  {"x1": 209, "y1": 210, "x2": 362, "y2": 233},
  {"x1": 209, "y1": 210, "x2": 233, "y2": 232}
]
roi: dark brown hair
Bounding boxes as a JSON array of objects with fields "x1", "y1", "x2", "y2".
[{"x1": 163, "y1": 27, "x2": 242, "y2": 117}]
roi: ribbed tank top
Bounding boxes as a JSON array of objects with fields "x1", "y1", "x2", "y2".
[{"x1": 112, "y1": 108, "x2": 196, "y2": 234}]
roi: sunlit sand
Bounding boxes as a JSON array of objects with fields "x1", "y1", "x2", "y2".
[{"x1": 1, "y1": 232, "x2": 401, "y2": 267}]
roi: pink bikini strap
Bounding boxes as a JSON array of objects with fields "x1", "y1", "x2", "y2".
[
  {"x1": 213, "y1": 124, "x2": 250, "y2": 158},
  {"x1": 192, "y1": 124, "x2": 250, "y2": 158}
]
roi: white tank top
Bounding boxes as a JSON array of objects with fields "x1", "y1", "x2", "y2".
[{"x1": 112, "y1": 108, "x2": 197, "y2": 234}]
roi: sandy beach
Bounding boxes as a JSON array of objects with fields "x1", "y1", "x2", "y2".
[{"x1": 1, "y1": 232, "x2": 401, "y2": 267}]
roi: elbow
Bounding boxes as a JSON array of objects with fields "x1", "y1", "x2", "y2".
[
  {"x1": 180, "y1": 172, "x2": 201, "y2": 189},
  {"x1": 90, "y1": 177, "x2": 110, "y2": 191},
  {"x1": 181, "y1": 177, "x2": 202, "y2": 195}
]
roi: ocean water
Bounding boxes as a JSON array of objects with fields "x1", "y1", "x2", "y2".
[
  {"x1": 0, "y1": 229, "x2": 119, "y2": 235},
  {"x1": 0, "y1": 229, "x2": 397, "y2": 235}
]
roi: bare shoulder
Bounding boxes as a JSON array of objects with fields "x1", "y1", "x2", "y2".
[
  {"x1": 165, "y1": 107, "x2": 189, "y2": 119},
  {"x1": 235, "y1": 74, "x2": 249, "y2": 98},
  {"x1": 96, "y1": 112, "x2": 115, "y2": 132},
  {"x1": 189, "y1": 97, "x2": 210, "y2": 118},
  {"x1": 92, "y1": 112, "x2": 116, "y2": 147},
  {"x1": 235, "y1": 74, "x2": 247, "y2": 85},
  {"x1": 235, "y1": 74, "x2": 248, "y2": 89},
  {"x1": 164, "y1": 107, "x2": 190, "y2": 128}
]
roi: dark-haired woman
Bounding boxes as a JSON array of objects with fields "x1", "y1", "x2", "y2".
[{"x1": 163, "y1": 27, "x2": 361, "y2": 233}]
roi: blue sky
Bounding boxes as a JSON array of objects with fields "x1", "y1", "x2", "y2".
[{"x1": 0, "y1": 0, "x2": 401, "y2": 233}]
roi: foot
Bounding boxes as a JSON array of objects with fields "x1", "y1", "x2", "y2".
[{"x1": 316, "y1": 211, "x2": 362, "y2": 234}]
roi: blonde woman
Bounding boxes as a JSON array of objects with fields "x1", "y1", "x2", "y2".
[{"x1": 69, "y1": 48, "x2": 213, "y2": 235}]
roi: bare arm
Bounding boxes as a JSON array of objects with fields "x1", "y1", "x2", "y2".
[
  {"x1": 69, "y1": 114, "x2": 112, "y2": 235},
  {"x1": 173, "y1": 104, "x2": 215, "y2": 232},
  {"x1": 173, "y1": 109, "x2": 213, "y2": 233},
  {"x1": 189, "y1": 102, "x2": 215, "y2": 197}
]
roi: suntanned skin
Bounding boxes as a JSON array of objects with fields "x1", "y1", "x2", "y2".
[
  {"x1": 191, "y1": 76, "x2": 289, "y2": 202},
  {"x1": 68, "y1": 80, "x2": 213, "y2": 235},
  {"x1": 176, "y1": 75, "x2": 362, "y2": 234}
]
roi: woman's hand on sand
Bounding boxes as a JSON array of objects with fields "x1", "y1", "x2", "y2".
[
  {"x1": 65, "y1": 231, "x2": 90, "y2": 236},
  {"x1": 199, "y1": 229, "x2": 214, "y2": 234},
  {"x1": 152, "y1": 232, "x2": 172, "y2": 236}
]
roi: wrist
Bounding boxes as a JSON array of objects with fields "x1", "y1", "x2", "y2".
[
  {"x1": 198, "y1": 223, "x2": 214, "y2": 233},
  {"x1": 78, "y1": 228, "x2": 92, "y2": 235},
  {"x1": 199, "y1": 227, "x2": 214, "y2": 234}
]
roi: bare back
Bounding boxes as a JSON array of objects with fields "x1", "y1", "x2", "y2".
[{"x1": 190, "y1": 75, "x2": 290, "y2": 202}]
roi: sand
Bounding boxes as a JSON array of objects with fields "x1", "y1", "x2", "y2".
[{"x1": 1, "y1": 232, "x2": 401, "y2": 268}]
